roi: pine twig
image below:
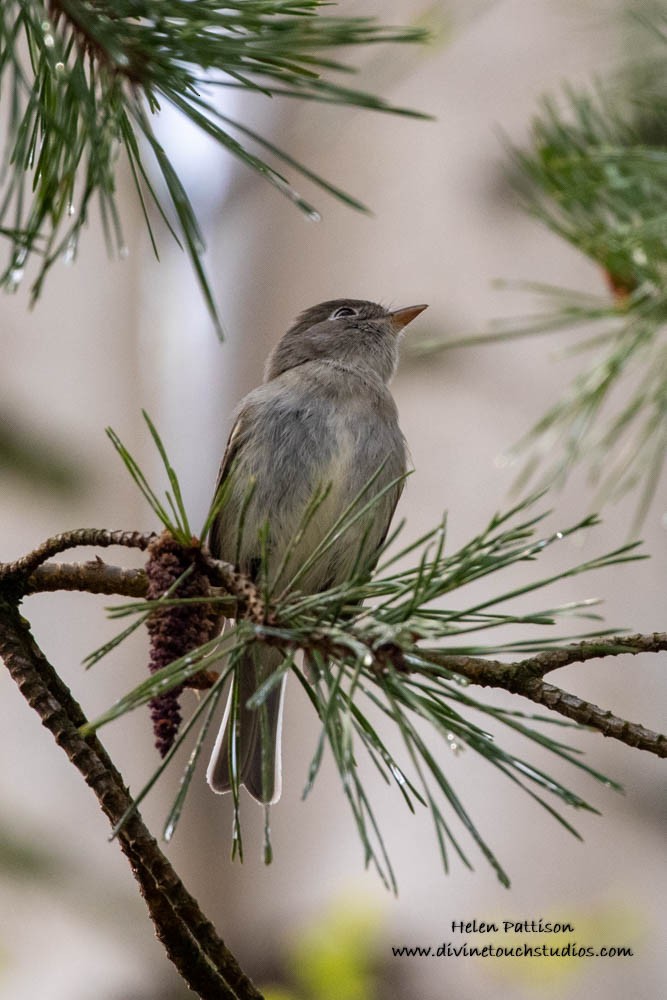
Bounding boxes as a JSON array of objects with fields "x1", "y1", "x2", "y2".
[
  {"x1": 428, "y1": 633, "x2": 667, "y2": 756},
  {"x1": 0, "y1": 594, "x2": 263, "y2": 1000},
  {"x1": 433, "y1": 632, "x2": 667, "y2": 683},
  {"x1": 0, "y1": 528, "x2": 156, "y2": 581},
  {"x1": 25, "y1": 560, "x2": 148, "y2": 597},
  {"x1": 199, "y1": 550, "x2": 269, "y2": 622},
  {"x1": 511, "y1": 632, "x2": 667, "y2": 675},
  {"x1": 519, "y1": 679, "x2": 667, "y2": 756},
  {"x1": 0, "y1": 529, "x2": 262, "y2": 611}
]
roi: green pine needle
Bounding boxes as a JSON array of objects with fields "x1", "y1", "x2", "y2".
[{"x1": 106, "y1": 412, "x2": 194, "y2": 544}]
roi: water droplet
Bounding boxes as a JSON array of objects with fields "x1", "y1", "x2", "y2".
[
  {"x1": 6, "y1": 249, "x2": 27, "y2": 290},
  {"x1": 55, "y1": 61, "x2": 65, "y2": 75},
  {"x1": 274, "y1": 176, "x2": 321, "y2": 221},
  {"x1": 44, "y1": 33, "x2": 55, "y2": 49},
  {"x1": 231, "y1": 818, "x2": 242, "y2": 860},
  {"x1": 555, "y1": 531, "x2": 564, "y2": 539},
  {"x1": 63, "y1": 234, "x2": 78, "y2": 264},
  {"x1": 390, "y1": 764, "x2": 407, "y2": 786},
  {"x1": 514, "y1": 761, "x2": 558, "y2": 789},
  {"x1": 631, "y1": 246, "x2": 647, "y2": 266},
  {"x1": 7, "y1": 266, "x2": 24, "y2": 291},
  {"x1": 263, "y1": 806, "x2": 273, "y2": 864},
  {"x1": 363, "y1": 652, "x2": 373, "y2": 667},
  {"x1": 67, "y1": 200, "x2": 75, "y2": 216}
]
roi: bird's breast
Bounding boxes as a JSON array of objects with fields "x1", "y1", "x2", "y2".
[{"x1": 215, "y1": 370, "x2": 406, "y2": 594}]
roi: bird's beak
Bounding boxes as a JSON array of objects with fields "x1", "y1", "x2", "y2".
[{"x1": 389, "y1": 304, "x2": 428, "y2": 332}]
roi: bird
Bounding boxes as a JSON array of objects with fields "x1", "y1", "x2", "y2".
[{"x1": 206, "y1": 298, "x2": 427, "y2": 803}]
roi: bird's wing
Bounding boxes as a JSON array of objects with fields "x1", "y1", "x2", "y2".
[
  {"x1": 207, "y1": 410, "x2": 249, "y2": 557},
  {"x1": 372, "y1": 475, "x2": 404, "y2": 561}
]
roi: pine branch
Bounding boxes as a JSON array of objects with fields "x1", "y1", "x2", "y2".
[
  {"x1": 0, "y1": 527, "x2": 155, "y2": 581},
  {"x1": 427, "y1": 635, "x2": 667, "y2": 756},
  {"x1": 0, "y1": 1, "x2": 429, "y2": 332},
  {"x1": 2, "y1": 421, "x2": 664, "y2": 889},
  {"x1": 515, "y1": 679, "x2": 667, "y2": 756},
  {"x1": 2, "y1": 515, "x2": 665, "y2": 892},
  {"x1": 10, "y1": 539, "x2": 665, "y2": 758},
  {"x1": 0, "y1": 594, "x2": 263, "y2": 1000},
  {"x1": 419, "y1": 21, "x2": 667, "y2": 523},
  {"x1": 504, "y1": 47, "x2": 667, "y2": 521},
  {"x1": 11, "y1": 547, "x2": 667, "y2": 756},
  {"x1": 434, "y1": 632, "x2": 667, "y2": 682},
  {"x1": 5, "y1": 526, "x2": 664, "y2": 763}
]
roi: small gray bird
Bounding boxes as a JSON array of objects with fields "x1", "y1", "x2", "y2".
[{"x1": 206, "y1": 298, "x2": 427, "y2": 803}]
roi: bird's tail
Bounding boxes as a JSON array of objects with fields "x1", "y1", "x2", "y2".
[{"x1": 206, "y1": 646, "x2": 286, "y2": 804}]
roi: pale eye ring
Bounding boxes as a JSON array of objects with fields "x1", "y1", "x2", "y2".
[{"x1": 330, "y1": 305, "x2": 358, "y2": 320}]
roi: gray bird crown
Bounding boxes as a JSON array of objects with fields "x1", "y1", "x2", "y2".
[{"x1": 266, "y1": 298, "x2": 400, "y2": 384}]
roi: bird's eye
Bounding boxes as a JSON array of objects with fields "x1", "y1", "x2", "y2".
[{"x1": 330, "y1": 306, "x2": 358, "y2": 320}]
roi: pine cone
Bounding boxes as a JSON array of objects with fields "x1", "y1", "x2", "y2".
[{"x1": 145, "y1": 531, "x2": 218, "y2": 757}]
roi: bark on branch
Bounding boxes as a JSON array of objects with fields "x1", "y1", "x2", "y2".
[
  {"x1": 428, "y1": 635, "x2": 667, "y2": 757},
  {"x1": 0, "y1": 595, "x2": 263, "y2": 1000},
  {"x1": 0, "y1": 528, "x2": 155, "y2": 582}
]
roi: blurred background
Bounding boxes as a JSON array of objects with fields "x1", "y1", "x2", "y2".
[{"x1": 1, "y1": 1, "x2": 665, "y2": 998}]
